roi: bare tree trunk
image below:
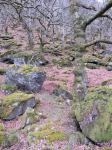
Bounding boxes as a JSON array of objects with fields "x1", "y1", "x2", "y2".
[{"x1": 27, "y1": 31, "x2": 34, "y2": 50}]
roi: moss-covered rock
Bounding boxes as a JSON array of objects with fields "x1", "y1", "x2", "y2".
[
  {"x1": 0, "y1": 49, "x2": 21, "y2": 58},
  {"x1": 20, "y1": 108, "x2": 40, "y2": 129},
  {"x1": 0, "y1": 34, "x2": 13, "y2": 40},
  {"x1": 52, "y1": 58, "x2": 73, "y2": 67},
  {"x1": 101, "y1": 79, "x2": 112, "y2": 86},
  {"x1": 28, "y1": 129, "x2": 68, "y2": 144},
  {"x1": 0, "y1": 68, "x2": 6, "y2": 75},
  {"x1": 74, "y1": 86, "x2": 112, "y2": 143},
  {"x1": 0, "y1": 124, "x2": 6, "y2": 131},
  {"x1": 0, "y1": 92, "x2": 36, "y2": 120},
  {"x1": 85, "y1": 56, "x2": 101, "y2": 64},
  {"x1": 1, "y1": 83, "x2": 18, "y2": 94},
  {"x1": 85, "y1": 63, "x2": 99, "y2": 69},
  {"x1": 92, "y1": 53, "x2": 104, "y2": 59},
  {"x1": 11, "y1": 52, "x2": 49, "y2": 66},
  {"x1": 106, "y1": 66, "x2": 112, "y2": 71},
  {"x1": 53, "y1": 83, "x2": 73, "y2": 100},
  {"x1": 23, "y1": 122, "x2": 51, "y2": 135}
]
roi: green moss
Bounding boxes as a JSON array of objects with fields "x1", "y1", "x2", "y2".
[
  {"x1": 76, "y1": 131, "x2": 85, "y2": 144},
  {"x1": 28, "y1": 129, "x2": 68, "y2": 144},
  {"x1": 23, "y1": 122, "x2": 51, "y2": 135},
  {"x1": 101, "y1": 148, "x2": 112, "y2": 150},
  {"x1": 0, "y1": 92, "x2": 35, "y2": 118},
  {"x1": 54, "y1": 105, "x2": 67, "y2": 109},
  {"x1": 0, "y1": 68, "x2": 6, "y2": 74},
  {"x1": 1, "y1": 83, "x2": 18, "y2": 94},
  {"x1": 10, "y1": 64, "x2": 45, "y2": 75},
  {"x1": 0, "y1": 124, "x2": 6, "y2": 131},
  {"x1": 58, "y1": 95, "x2": 65, "y2": 102},
  {"x1": 8, "y1": 129, "x2": 17, "y2": 134}
]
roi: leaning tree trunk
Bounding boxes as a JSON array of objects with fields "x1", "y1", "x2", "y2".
[
  {"x1": 73, "y1": 25, "x2": 88, "y2": 102},
  {"x1": 27, "y1": 31, "x2": 34, "y2": 50}
]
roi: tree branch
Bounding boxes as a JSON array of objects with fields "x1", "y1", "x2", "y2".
[
  {"x1": 101, "y1": 14, "x2": 112, "y2": 20},
  {"x1": 76, "y1": 2, "x2": 97, "y2": 11},
  {"x1": 85, "y1": 39, "x2": 112, "y2": 48},
  {"x1": 83, "y1": 0, "x2": 112, "y2": 29}
]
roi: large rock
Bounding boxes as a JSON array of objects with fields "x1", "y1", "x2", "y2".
[
  {"x1": 0, "y1": 92, "x2": 36, "y2": 120},
  {"x1": 74, "y1": 86, "x2": 112, "y2": 143},
  {"x1": 0, "y1": 124, "x2": 18, "y2": 148},
  {"x1": 11, "y1": 52, "x2": 49, "y2": 66},
  {"x1": 20, "y1": 108, "x2": 40, "y2": 129},
  {"x1": 5, "y1": 64, "x2": 46, "y2": 92}
]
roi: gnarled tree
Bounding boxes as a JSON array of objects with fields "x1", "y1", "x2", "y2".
[{"x1": 69, "y1": 0, "x2": 112, "y2": 102}]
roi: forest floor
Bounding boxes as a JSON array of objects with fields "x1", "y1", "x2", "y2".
[{"x1": 0, "y1": 26, "x2": 112, "y2": 150}]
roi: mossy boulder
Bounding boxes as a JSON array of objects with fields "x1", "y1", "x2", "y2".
[
  {"x1": 85, "y1": 63, "x2": 99, "y2": 69},
  {"x1": 106, "y1": 66, "x2": 112, "y2": 71},
  {"x1": 101, "y1": 79, "x2": 112, "y2": 86},
  {"x1": 11, "y1": 52, "x2": 49, "y2": 66},
  {"x1": 0, "y1": 92, "x2": 36, "y2": 120},
  {"x1": 0, "y1": 124, "x2": 18, "y2": 148},
  {"x1": 5, "y1": 64, "x2": 46, "y2": 92},
  {"x1": 0, "y1": 68, "x2": 6, "y2": 75},
  {"x1": 52, "y1": 58, "x2": 73, "y2": 67},
  {"x1": 0, "y1": 35, "x2": 13, "y2": 40},
  {"x1": 20, "y1": 108, "x2": 40, "y2": 129},
  {"x1": 74, "y1": 86, "x2": 112, "y2": 143},
  {"x1": 92, "y1": 53, "x2": 104, "y2": 59},
  {"x1": 53, "y1": 83, "x2": 73, "y2": 100},
  {"x1": 28, "y1": 129, "x2": 68, "y2": 144},
  {"x1": 1, "y1": 83, "x2": 18, "y2": 94},
  {"x1": 85, "y1": 56, "x2": 101, "y2": 65},
  {"x1": 0, "y1": 49, "x2": 21, "y2": 58}
]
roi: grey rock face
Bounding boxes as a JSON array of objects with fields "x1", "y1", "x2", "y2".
[{"x1": 5, "y1": 65, "x2": 46, "y2": 92}]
